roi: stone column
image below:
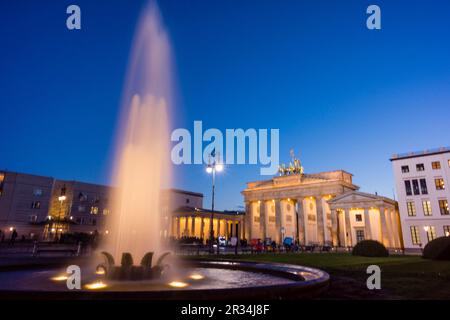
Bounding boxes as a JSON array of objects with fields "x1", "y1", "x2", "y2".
[
  {"x1": 379, "y1": 206, "x2": 390, "y2": 248},
  {"x1": 260, "y1": 201, "x2": 267, "y2": 239},
  {"x1": 364, "y1": 208, "x2": 372, "y2": 240},
  {"x1": 330, "y1": 208, "x2": 339, "y2": 246},
  {"x1": 315, "y1": 197, "x2": 325, "y2": 245},
  {"x1": 390, "y1": 208, "x2": 400, "y2": 248},
  {"x1": 244, "y1": 202, "x2": 251, "y2": 240},
  {"x1": 176, "y1": 217, "x2": 180, "y2": 239},
  {"x1": 200, "y1": 218, "x2": 205, "y2": 241},
  {"x1": 296, "y1": 198, "x2": 306, "y2": 245},
  {"x1": 275, "y1": 199, "x2": 282, "y2": 243},
  {"x1": 344, "y1": 209, "x2": 352, "y2": 247},
  {"x1": 191, "y1": 216, "x2": 196, "y2": 237}
]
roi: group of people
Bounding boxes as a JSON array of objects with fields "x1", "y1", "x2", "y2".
[{"x1": 0, "y1": 228, "x2": 18, "y2": 245}]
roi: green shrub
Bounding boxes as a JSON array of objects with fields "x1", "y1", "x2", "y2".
[
  {"x1": 423, "y1": 237, "x2": 450, "y2": 260},
  {"x1": 352, "y1": 240, "x2": 389, "y2": 257}
]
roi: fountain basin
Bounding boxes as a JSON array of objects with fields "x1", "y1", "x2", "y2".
[{"x1": 0, "y1": 260, "x2": 329, "y2": 300}]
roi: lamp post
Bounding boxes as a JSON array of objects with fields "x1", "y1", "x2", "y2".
[{"x1": 206, "y1": 159, "x2": 223, "y2": 254}]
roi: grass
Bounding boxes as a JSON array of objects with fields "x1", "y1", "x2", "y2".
[{"x1": 184, "y1": 253, "x2": 450, "y2": 299}]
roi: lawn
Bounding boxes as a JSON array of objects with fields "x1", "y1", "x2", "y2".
[{"x1": 185, "y1": 253, "x2": 450, "y2": 299}]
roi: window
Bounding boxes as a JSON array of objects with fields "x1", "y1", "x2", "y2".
[
  {"x1": 420, "y1": 179, "x2": 428, "y2": 194},
  {"x1": 444, "y1": 226, "x2": 450, "y2": 237},
  {"x1": 103, "y1": 209, "x2": 110, "y2": 215},
  {"x1": 33, "y1": 188, "x2": 43, "y2": 196},
  {"x1": 412, "y1": 180, "x2": 420, "y2": 195},
  {"x1": 78, "y1": 192, "x2": 88, "y2": 201},
  {"x1": 435, "y1": 178, "x2": 445, "y2": 190},
  {"x1": 31, "y1": 201, "x2": 41, "y2": 209},
  {"x1": 356, "y1": 230, "x2": 365, "y2": 243},
  {"x1": 0, "y1": 172, "x2": 4, "y2": 196},
  {"x1": 92, "y1": 218, "x2": 97, "y2": 226},
  {"x1": 185, "y1": 198, "x2": 190, "y2": 204},
  {"x1": 410, "y1": 226, "x2": 421, "y2": 245},
  {"x1": 268, "y1": 216, "x2": 276, "y2": 223},
  {"x1": 448, "y1": 159, "x2": 450, "y2": 167},
  {"x1": 422, "y1": 200, "x2": 432, "y2": 216},
  {"x1": 416, "y1": 163, "x2": 425, "y2": 171},
  {"x1": 439, "y1": 200, "x2": 449, "y2": 215},
  {"x1": 355, "y1": 214, "x2": 363, "y2": 222},
  {"x1": 401, "y1": 165, "x2": 409, "y2": 173},
  {"x1": 407, "y1": 202, "x2": 416, "y2": 216},
  {"x1": 90, "y1": 206, "x2": 99, "y2": 215},
  {"x1": 60, "y1": 186, "x2": 66, "y2": 196},
  {"x1": 76, "y1": 217, "x2": 84, "y2": 224},
  {"x1": 432, "y1": 161, "x2": 441, "y2": 170},
  {"x1": 307, "y1": 214, "x2": 316, "y2": 222},
  {"x1": 29, "y1": 215, "x2": 38, "y2": 223},
  {"x1": 425, "y1": 226, "x2": 437, "y2": 242},
  {"x1": 78, "y1": 205, "x2": 86, "y2": 212},
  {"x1": 405, "y1": 180, "x2": 412, "y2": 196}
]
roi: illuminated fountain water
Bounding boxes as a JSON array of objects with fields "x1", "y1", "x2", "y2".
[{"x1": 99, "y1": 1, "x2": 173, "y2": 278}]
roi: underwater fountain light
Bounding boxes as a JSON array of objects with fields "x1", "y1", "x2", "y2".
[
  {"x1": 168, "y1": 281, "x2": 188, "y2": 288},
  {"x1": 189, "y1": 274, "x2": 204, "y2": 280},
  {"x1": 85, "y1": 281, "x2": 108, "y2": 290}
]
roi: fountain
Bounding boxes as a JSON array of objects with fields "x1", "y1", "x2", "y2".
[{"x1": 0, "y1": 1, "x2": 330, "y2": 299}]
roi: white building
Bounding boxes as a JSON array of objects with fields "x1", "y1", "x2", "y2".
[{"x1": 391, "y1": 147, "x2": 450, "y2": 252}]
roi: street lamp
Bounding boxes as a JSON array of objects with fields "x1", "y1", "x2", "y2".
[{"x1": 206, "y1": 158, "x2": 224, "y2": 254}]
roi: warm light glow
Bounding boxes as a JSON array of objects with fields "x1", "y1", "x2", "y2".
[
  {"x1": 58, "y1": 195, "x2": 67, "y2": 201},
  {"x1": 424, "y1": 226, "x2": 430, "y2": 232},
  {"x1": 51, "y1": 275, "x2": 68, "y2": 281},
  {"x1": 105, "y1": 230, "x2": 109, "y2": 235},
  {"x1": 51, "y1": 228, "x2": 56, "y2": 233},
  {"x1": 96, "y1": 267, "x2": 106, "y2": 275},
  {"x1": 168, "y1": 281, "x2": 188, "y2": 288},
  {"x1": 85, "y1": 281, "x2": 107, "y2": 290},
  {"x1": 287, "y1": 198, "x2": 291, "y2": 202},
  {"x1": 446, "y1": 231, "x2": 450, "y2": 237},
  {"x1": 9, "y1": 227, "x2": 13, "y2": 231},
  {"x1": 189, "y1": 274, "x2": 204, "y2": 280},
  {"x1": 206, "y1": 167, "x2": 213, "y2": 174},
  {"x1": 215, "y1": 163, "x2": 224, "y2": 172}
]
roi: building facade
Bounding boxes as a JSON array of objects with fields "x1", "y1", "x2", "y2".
[
  {"x1": 1, "y1": 170, "x2": 242, "y2": 243},
  {"x1": 242, "y1": 170, "x2": 403, "y2": 248},
  {"x1": 391, "y1": 147, "x2": 450, "y2": 251}
]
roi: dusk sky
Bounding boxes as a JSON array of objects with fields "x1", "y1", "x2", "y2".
[{"x1": 1, "y1": 0, "x2": 450, "y2": 211}]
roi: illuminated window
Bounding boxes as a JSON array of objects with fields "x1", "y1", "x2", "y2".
[
  {"x1": 103, "y1": 209, "x2": 110, "y2": 215},
  {"x1": 401, "y1": 166, "x2": 409, "y2": 173},
  {"x1": 422, "y1": 201, "x2": 432, "y2": 216},
  {"x1": 356, "y1": 230, "x2": 365, "y2": 243},
  {"x1": 90, "y1": 206, "x2": 99, "y2": 215},
  {"x1": 0, "y1": 172, "x2": 4, "y2": 196},
  {"x1": 407, "y1": 202, "x2": 416, "y2": 216},
  {"x1": 29, "y1": 215, "x2": 38, "y2": 222},
  {"x1": 416, "y1": 163, "x2": 425, "y2": 171},
  {"x1": 78, "y1": 205, "x2": 86, "y2": 212},
  {"x1": 448, "y1": 160, "x2": 450, "y2": 167},
  {"x1": 410, "y1": 226, "x2": 421, "y2": 245},
  {"x1": 435, "y1": 178, "x2": 445, "y2": 190},
  {"x1": 431, "y1": 161, "x2": 441, "y2": 170},
  {"x1": 31, "y1": 201, "x2": 41, "y2": 209},
  {"x1": 420, "y1": 179, "x2": 428, "y2": 194},
  {"x1": 444, "y1": 226, "x2": 450, "y2": 237},
  {"x1": 426, "y1": 226, "x2": 437, "y2": 242},
  {"x1": 439, "y1": 200, "x2": 449, "y2": 215},
  {"x1": 33, "y1": 188, "x2": 43, "y2": 196},
  {"x1": 355, "y1": 214, "x2": 362, "y2": 222}
]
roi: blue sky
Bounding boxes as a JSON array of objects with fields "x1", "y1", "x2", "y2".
[{"x1": 1, "y1": 0, "x2": 450, "y2": 210}]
